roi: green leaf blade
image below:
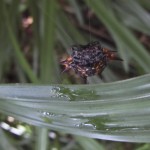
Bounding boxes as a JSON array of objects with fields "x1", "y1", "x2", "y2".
[{"x1": 0, "y1": 74, "x2": 150, "y2": 142}]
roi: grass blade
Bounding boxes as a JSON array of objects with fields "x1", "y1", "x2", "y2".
[
  {"x1": 40, "y1": 0, "x2": 58, "y2": 83},
  {"x1": 0, "y1": 74, "x2": 150, "y2": 142}
]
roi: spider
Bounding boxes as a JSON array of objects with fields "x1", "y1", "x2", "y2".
[{"x1": 60, "y1": 41, "x2": 122, "y2": 80}]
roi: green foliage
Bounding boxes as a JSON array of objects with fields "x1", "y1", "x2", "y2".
[
  {"x1": 0, "y1": 74, "x2": 150, "y2": 143},
  {"x1": 0, "y1": 0, "x2": 150, "y2": 149}
]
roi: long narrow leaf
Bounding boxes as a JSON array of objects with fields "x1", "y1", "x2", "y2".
[
  {"x1": 40, "y1": 0, "x2": 58, "y2": 83},
  {"x1": 0, "y1": 74, "x2": 150, "y2": 142}
]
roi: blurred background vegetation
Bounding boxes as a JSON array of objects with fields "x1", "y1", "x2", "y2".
[{"x1": 0, "y1": 0, "x2": 150, "y2": 149}]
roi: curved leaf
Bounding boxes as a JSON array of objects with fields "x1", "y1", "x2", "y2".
[{"x1": 0, "y1": 74, "x2": 150, "y2": 142}]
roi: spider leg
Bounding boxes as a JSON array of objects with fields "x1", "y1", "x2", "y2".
[
  {"x1": 60, "y1": 56, "x2": 74, "y2": 74},
  {"x1": 82, "y1": 76, "x2": 87, "y2": 84},
  {"x1": 94, "y1": 61, "x2": 106, "y2": 76},
  {"x1": 102, "y1": 48, "x2": 123, "y2": 61},
  {"x1": 61, "y1": 67, "x2": 70, "y2": 74},
  {"x1": 108, "y1": 52, "x2": 123, "y2": 61}
]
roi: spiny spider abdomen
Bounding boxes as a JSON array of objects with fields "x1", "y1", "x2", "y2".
[{"x1": 61, "y1": 41, "x2": 122, "y2": 79}]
